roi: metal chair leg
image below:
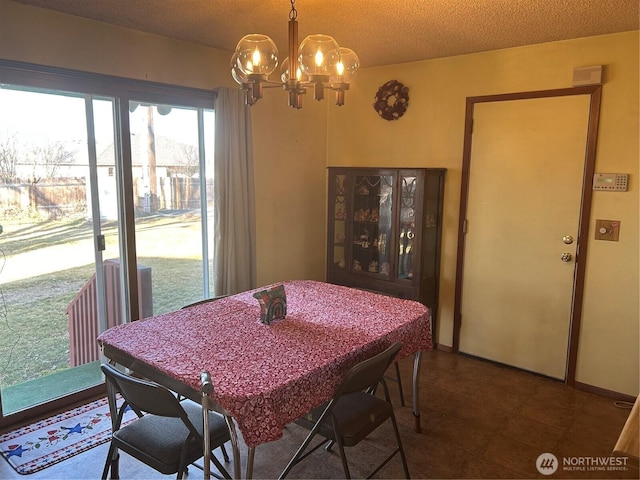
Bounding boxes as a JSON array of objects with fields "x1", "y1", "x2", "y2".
[
  {"x1": 220, "y1": 443, "x2": 230, "y2": 462},
  {"x1": 394, "y1": 361, "x2": 405, "y2": 406},
  {"x1": 102, "y1": 448, "x2": 120, "y2": 480},
  {"x1": 335, "y1": 437, "x2": 352, "y2": 479},
  {"x1": 390, "y1": 412, "x2": 410, "y2": 479}
]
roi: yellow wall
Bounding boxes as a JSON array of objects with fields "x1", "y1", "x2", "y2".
[
  {"x1": 328, "y1": 32, "x2": 639, "y2": 396},
  {"x1": 2, "y1": 1, "x2": 638, "y2": 396},
  {"x1": 250, "y1": 91, "x2": 327, "y2": 286}
]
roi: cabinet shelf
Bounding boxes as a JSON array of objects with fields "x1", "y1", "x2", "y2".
[{"x1": 352, "y1": 244, "x2": 379, "y2": 250}]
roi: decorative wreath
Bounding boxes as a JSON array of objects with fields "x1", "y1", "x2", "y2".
[{"x1": 373, "y1": 80, "x2": 409, "y2": 121}]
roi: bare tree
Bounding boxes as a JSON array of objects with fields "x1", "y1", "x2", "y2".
[
  {"x1": 0, "y1": 134, "x2": 19, "y2": 180},
  {"x1": 29, "y1": 141, "x2": 77, "y2": 182},
  {"x1": 174, "y1": 143, "x2": 200, "y2": 177}
]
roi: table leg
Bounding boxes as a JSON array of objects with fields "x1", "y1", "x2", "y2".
[
  {"x1": 412, "y1": 350, "x2": 422, "y2": 433},
  {"x1": 201, "y1": 372, "x2": 214, "y2": 479},
  {"x1": 224, "y1": 415, "x2": 242, "y2": 479}
]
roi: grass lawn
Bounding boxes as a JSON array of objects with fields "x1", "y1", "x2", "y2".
[{"x1": 0, "y1": 213, "x2": 207, "y2": 388}]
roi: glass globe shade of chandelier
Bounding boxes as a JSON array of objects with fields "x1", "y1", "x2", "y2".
[{"x1": 232, "y1": 0, "x2": 359, "y2": 109}]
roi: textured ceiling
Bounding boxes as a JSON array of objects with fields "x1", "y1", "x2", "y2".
[{"x1": 10, "y1": 0, "x2": 640, "y2": 68}]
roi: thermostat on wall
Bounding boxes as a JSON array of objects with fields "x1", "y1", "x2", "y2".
[{"x1": 593, "y1": 173, "x2": 628, "y2": 191}]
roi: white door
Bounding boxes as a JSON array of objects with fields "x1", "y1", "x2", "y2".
[{"x1": 459, "y1": 94, "x2": 591, "y2": 379}]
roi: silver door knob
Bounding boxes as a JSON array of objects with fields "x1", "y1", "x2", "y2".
[
  {"x1": 562, "y1": 235, "x2": 574, "y2": 244},
  {"x1": 560, "y1": 252, "x2": 573, "y2": 263}
]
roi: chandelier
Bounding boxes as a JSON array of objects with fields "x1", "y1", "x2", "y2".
[{"x1": 231, "y1": 0, "x2": 359, "y2": 109}]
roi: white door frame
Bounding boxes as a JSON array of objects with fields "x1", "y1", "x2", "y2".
[{"x1": 452, "y1": 85, "x2": 602, "y2": 385}]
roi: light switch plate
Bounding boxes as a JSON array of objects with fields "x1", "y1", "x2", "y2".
[{"x1": 595, "y1": 219, "x2": 620, "y2": 241}]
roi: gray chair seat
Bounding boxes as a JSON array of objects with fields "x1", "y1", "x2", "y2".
[{"x1": 112, "y1": 400, "x2": 230, "y2": 474}]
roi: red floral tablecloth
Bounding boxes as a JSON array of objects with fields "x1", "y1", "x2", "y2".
[{"x1": 98, "y1": 280, "x2": 432, "y2": 447}]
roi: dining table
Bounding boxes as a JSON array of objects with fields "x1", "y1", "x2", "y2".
[{"x1": 97, "y1": 280, "x2": 433, "y2": 479}]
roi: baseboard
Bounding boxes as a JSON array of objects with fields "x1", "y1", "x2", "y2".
[
  {"x1": 435, "y1": 343, "x2": 453, "y2": 353},
  {"x1": 574, "y1": 381, "x2": 637, "y2": 403}
]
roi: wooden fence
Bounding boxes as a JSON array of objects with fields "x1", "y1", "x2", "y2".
[
  {"x1": 0, "y1": 178, "x2": 86, "y2": 216},
  {"x1": 133, "y1": 177, "x2": 211, "y2": 212},
  {"x1": 0, "y1": 177, "x2": 211, "y2": 217}
]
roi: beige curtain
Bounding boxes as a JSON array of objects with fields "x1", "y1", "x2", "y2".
[{"x1": 213, "y1": 87, "x2": 257, "y2": 294}]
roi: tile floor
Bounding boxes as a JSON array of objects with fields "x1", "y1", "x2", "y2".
[{"x1": 0, "y1": 350, "x2": 636, "y2": 479}]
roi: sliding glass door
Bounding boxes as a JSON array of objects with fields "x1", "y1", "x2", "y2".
[{"x1": 0, "y1": 86, "x2": 120, "y2": 415}]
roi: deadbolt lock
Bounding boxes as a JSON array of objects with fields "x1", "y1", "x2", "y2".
[{"x1": 562, "y1": 235, "x2": 574, "y2": 245}]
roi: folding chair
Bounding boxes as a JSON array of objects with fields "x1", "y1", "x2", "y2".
[
  {"x1": 101, "y1": 364, "x2": 231, "y2": 479},
  {"x1": 279, "y1": 342, "x2": 410, "y2": 479}
]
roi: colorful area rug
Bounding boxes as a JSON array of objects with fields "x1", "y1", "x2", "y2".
[{"x1": 0, "y1": 396, "x2": 134, "y2": 475}]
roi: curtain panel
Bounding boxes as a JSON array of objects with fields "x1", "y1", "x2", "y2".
[{"x1": 213, "y1": 88, "x2": 257, "y2": 294}]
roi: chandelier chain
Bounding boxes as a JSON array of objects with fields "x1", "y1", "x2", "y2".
[{"x1": 289, "y1": 0, "x2": 298, "y2": 20}]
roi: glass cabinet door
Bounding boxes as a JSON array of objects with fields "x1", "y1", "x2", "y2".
[
  {"x1": 351, "y1": 174, "x2": 394, "y2": 276},
  {"x1": 397, "y1": 173, "x2": 418, "y2": 280},
  {"x1": 331, "y1": 174, "x2": 348, "y2": 269}
]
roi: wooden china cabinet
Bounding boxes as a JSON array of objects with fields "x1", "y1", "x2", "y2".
[{"x1": 326, "y1": 167, "x2": 446, "y2": 335}]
